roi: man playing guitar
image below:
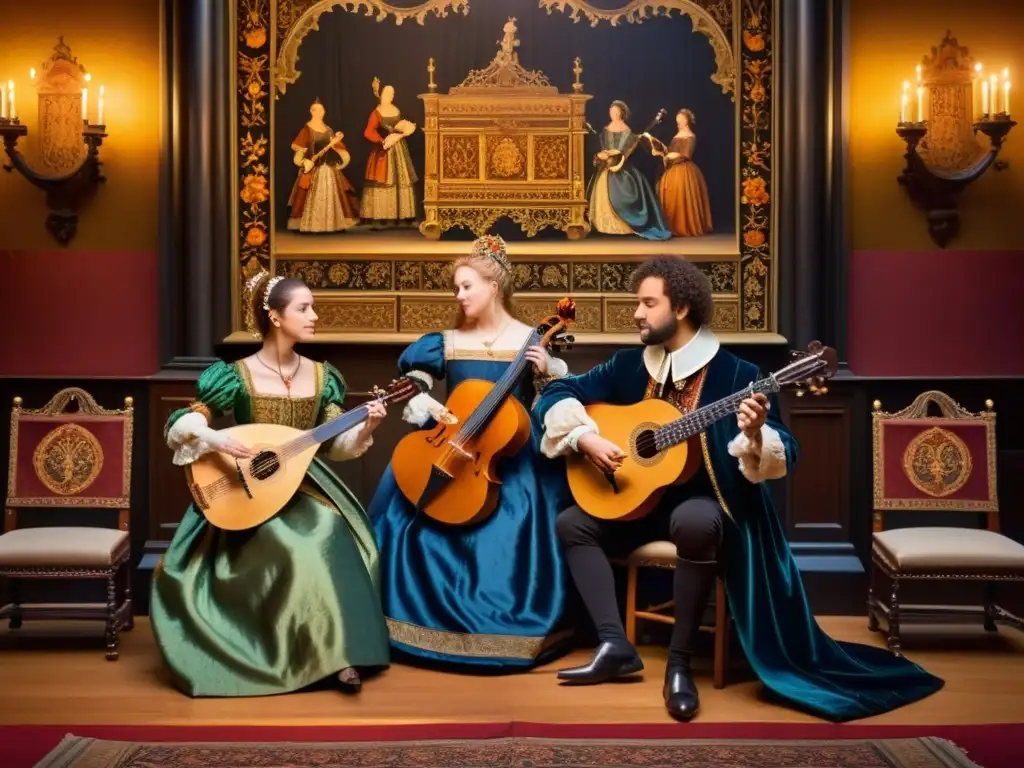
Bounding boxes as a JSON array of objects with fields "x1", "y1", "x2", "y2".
[{"x1": 534, "y1": 255, "x2": 943, "y2": 723}]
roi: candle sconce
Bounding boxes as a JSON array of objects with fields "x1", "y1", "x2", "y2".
[
  {"x1": 895, "y1": 32, "x2": 1015, "y2": 248},
  {"x1": 0, "y1": 38, "x2": 108, "y2": 246}
]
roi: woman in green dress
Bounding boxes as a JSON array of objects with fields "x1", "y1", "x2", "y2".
[{"x1": 151, "y1": 271, "x2": 391, "y2": 697}]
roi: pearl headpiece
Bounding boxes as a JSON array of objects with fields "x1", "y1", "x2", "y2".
[
  {"x1": 470, "y1": 234, "x2": 511, "y2": 273},
  {"x1": 242, "y1": 270, "x2": 284, "y2": 339}
]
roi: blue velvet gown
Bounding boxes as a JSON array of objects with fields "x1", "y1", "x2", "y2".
[
  {"x1": 369, "y1": 331, "x2": 573, "y2": 670},
  {"x1": 587, "y1": 128, "x2": 672, "y2": 241},
  {"x1": 535, "y1": 346, "x2": 945, "y2": 721}
]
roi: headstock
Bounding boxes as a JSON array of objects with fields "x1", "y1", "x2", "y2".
[
  {"x1": 370, "y1": 376, "x2": 423, "y2": 405},
  {"x1": 537, "y1": 297, "x2": 577, "y2": 354},
  {"x1": 770, "y1": 341, "x2": 838, "y2": 396}
]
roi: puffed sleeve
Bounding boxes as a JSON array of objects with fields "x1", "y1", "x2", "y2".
[
  {"x1": 726, "y1": 368, "x2": 799, "y2": 483},
  {"x1": 320, "y1": 362, "x2": 373, "y2": 461},
  {"x1": 397, "y1": 332, "x2": 450, "y2": 427},
  {"x1": 164, "y1": 360, "x2": 242, "y2": 466}
]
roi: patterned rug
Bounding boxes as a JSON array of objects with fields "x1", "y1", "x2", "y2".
[{"x1": 37, "y1": 734, "x2": 979, "y2": 767}]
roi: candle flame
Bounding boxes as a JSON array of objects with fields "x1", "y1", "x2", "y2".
[
  {"x1": 29, "y1": 68, "x2": 36, "y2": 80},
  {"x1": 85, "y1": 73, "x2": 92, "y2": 82}
]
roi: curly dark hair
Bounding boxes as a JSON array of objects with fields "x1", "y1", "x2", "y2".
[{"x1": 629, "y1": 255, "x2": 714, "y2": 328}]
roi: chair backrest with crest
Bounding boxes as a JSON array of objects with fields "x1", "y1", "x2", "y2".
[
  {"x1": 871, "y1": 390, "x2": 998, "y2": 535},
  {"x1": 5, "y1": 387, "x2": 134, "y2": 535}
]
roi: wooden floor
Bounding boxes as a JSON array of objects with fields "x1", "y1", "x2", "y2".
[{"x1": 1, "y1": 617, "x2": 1023, "y2": 726}]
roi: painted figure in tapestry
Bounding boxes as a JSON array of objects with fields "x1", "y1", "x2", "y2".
[
  {"x1": 369, "y1": 235, "x2": 574, "y2": 671},
  {"x1": 587, "y1": 100, "x2": 671, "y2": 241},
  {"x1": 645, "y1": 109, "x2": 713, "y2": 237},
  {"x1": 151, "y1": 271, "x2": 391, "y2": 697},
  {"x1": 287, "y1": 99, "x2": 360, "y2": 233},
  {"x1": 535, "y1": 255, "x2": 944, "y2": 723},
  {"x1": 360, "y1": 78, "x2": 419, "y2": 227}
]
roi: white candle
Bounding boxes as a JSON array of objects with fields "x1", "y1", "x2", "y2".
[
  {"x1": 982, "y1": 80, "x2": 989, "y2": 116},
  {"x1": 974, "y1": 63, "x2": 983, "y2": 119},
  {"x1": 916, "y1": 64, "x2": 922, "y2": 83},
  {"x1": 29, "y1": 68, "x2": 35, "y2": 81},
  {"x1": 990, "y1": 75, "x2": 999, "y2": 112},
  {"x1": 0, "y1": 85, "x2": 5, "y2": 119},
  {"x1": 1005, "y1": 81, "x2": 1011, "y2": 116},
  {"x1": 8, "y1": 81, "x2": 14, "y2": 120},
  {"x1": 97, "y1": 85, "x2": 104, "y2": 125},
  {"x1": 900, "y1": 93, "x2": 907, "y2": 124},
  {"x1": 82, "y1": 87, "x2": 88, "y2": 122},
  {"x1": 917, "y1": 86, "x2": 924, "y2": 121}
]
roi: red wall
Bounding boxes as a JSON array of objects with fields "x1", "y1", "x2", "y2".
[
  {"x1": 0, "y1": 0, "x2": 161, "y2": 378},
  {"x1": 847, "y1": 250, "x2": 1024, "y2": 377},
  {"x1": 0, "y1": 249, "x2": 159, "y2": 377}
]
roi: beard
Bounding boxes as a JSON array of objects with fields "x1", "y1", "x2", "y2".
[{"x1": 638, "y1": 315, "x2": 678, "y2": 346}]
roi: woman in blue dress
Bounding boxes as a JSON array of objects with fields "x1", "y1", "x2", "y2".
[
  {"x1": 369, "y1": 235, "x2": 574, "y2": 670},
  {"x1": 587, "y1": 100, "x2": 672, "y2": 241}
]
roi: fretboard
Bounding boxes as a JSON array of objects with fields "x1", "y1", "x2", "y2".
[
  {"x1": 653, "y1": 376, "x2": 777, "y2": 451},
  {"x1": 455, "y1": 330, "x2": 541, "y2": 442}
]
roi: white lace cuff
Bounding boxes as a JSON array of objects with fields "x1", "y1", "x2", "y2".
[
  {"x1": 727, "y1": 423, "x2": 788, "y2": 483},
  {"x1": 328, "y1": 426, "x2": 373, "y2": 461},
  {"x1": 402, "y1": 392, "x2": 455, "y2": 427},
  {"x1": 166, "y1": 411, "x2": 215, "y2": 466},
  {"x1": 540, "y1": 398, "x2": 599, "y2": 458},
  {"x1": 547, "y1": 356, "x2": 569, "y2": 378}
]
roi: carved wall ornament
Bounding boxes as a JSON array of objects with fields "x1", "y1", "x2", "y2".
[
  {"x1": 902, "y1": 426, "x2": 973, "y2": 498},
  {"x1": 32, "y1": 423, "x2": 104, "y2": 497},
  {"x1": 894, "y1": 31, "x2": 1016, "y2": 247},
  {"x1": 539, "y1": 0, "x2": 736, "y2": 97},
  {"x1": 0, "y1": 37, "x2": 108, "y2": 245},
  {"x1": 274, "y1": 0, "x2": 469, "y2": 95}
]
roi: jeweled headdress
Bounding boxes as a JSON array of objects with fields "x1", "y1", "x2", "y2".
[
  {"x1": 470, "y1": 234, "x2": 511, "y2": 273},
  {"x1": 242, "y1": 270, "x2": 284, "y2": 339}
]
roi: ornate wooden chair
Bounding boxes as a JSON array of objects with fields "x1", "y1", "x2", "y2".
[
  {"x1": 0, "y1": 388, "x2": 135, "y2": 660},
  {"x1": 620, "y1": 542, "x2": 731, "y2": 688},
  {"x1": 869, "y1": 390, "x2": 1024, "y2": 655}
]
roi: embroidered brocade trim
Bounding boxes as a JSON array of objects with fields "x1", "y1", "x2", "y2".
[
  {"x1": 643, "y1": 366, "x2": 732, "y2": 519},
  {"x1": 235, "y1": 361, "x2": 323, "y2": 430},
  {"x1": 322, "y1": 402, "x2": 344, "y2": 423},
  {"x1": 385, "y1": 617, "x2": 573, "y2": 661},
  {"x1": 188, "y1": 401, "x2": 213, "y2": 422}
]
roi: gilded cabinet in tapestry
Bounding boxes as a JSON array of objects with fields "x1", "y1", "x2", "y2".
[{"x1": 418, "y1": 19, "x2": 592, "y2": 240}]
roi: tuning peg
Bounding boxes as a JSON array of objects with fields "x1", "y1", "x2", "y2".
[{"x1": 795, "y1": 388, "x2": 805, "y2": 397}]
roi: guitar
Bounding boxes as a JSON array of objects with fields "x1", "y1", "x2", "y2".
[
  {"x1": 298, "y1": 133, "x2": 346, "y2": 189},
  {"x1": 186, "y1": 376, "x2": 422, "y2": 531},
  {"x1": 391, "y1": 299, "x2": 576, "y2": 526},
  {"x1": 565, "y1": 341, "x2": 837, "y2": 522},
  {"x1": 598, "y1": 109, "x2": 667, "y2": 173}
]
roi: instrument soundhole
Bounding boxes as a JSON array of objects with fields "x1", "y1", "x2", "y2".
[
  {"x1": 249, "y1": 451, "x2": 280, "y2": 480},
  {"x1": 634, "y1": 429, "x2": 660, "y2": 460}
]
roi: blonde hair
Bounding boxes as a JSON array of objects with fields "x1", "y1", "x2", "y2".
[{"x1": 451, "y1": 236, "x2": 515, "y2": 329}]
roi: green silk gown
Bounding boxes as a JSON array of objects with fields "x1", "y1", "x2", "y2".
[{"x1": 150, "y1": 360, "x2": 390, "y2": 697}]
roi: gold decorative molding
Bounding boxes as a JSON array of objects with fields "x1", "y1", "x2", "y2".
[
  {"x1": 274, "y1": 0, "x2": 469, "y2": 95},
  {"x1": 902, "y1": 426, "x2": 973, "y2": 498},
  {"x1": 33, "y1": 423, "x2": 104, "y2": 497},
  {"x1": 314, "y1": 296, "x2": 398, "y2": 332},
  {"x1": 539, "y1": 0, "x2": 736, "y2": 96}
]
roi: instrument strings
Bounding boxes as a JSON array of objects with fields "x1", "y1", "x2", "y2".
[
  {"x1": 653, "y1": 383, "x2": 768, "y2": 451},
  {"x1": 445, "y1": 331, "x2": 540, "y2": 457}
]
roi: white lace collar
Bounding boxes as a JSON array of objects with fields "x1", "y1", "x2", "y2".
[{"x1": 642, "y1": 324, "x2": 720, "y2": 385}]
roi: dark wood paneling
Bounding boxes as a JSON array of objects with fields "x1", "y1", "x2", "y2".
[
  {"x1": 147, "y1": 380, "x2": 199, "y2": 540},
  {"x1": 780, "y1": 388, "x2": 854, "y2": 545}
]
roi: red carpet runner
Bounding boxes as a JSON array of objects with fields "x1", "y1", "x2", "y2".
[{"x1": 4, "y1": 722, "x2": 1020, "y2": 767}]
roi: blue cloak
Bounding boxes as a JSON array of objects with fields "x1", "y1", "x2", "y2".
[{"x1": 534, "y1": 346, "x2": 944, "y2": 721}]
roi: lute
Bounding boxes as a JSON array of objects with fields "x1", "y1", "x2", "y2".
[
  {"x1": 391, "y1": 299, "x2": 576, "y2": 526},
  {"x1": 186, "y1": 376, "x2": 421, "y2": 530},
  {"x1": 566, "y1": 342, "x2": 837, "y2": 521}
]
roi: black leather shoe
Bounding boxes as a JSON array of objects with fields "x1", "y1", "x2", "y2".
[
  {"x1": 663, "y1": 667, "x2": 700, "y2": 721},
  {"x1": 556, "y1": 640, "x2": 644, "y2": 684}
]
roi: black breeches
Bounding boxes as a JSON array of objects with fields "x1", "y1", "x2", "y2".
[{"x1": 556, "y1": 496, "x2": 724, "y2": 669}]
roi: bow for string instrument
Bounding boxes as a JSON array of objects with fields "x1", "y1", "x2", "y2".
[
  {"x1": 391, "y1": 299, "x2": 576, "y2": 527},
  {"x1": 565, "y1": 342, "x2": 837, "y2": 522},
  {"x1": 600, "y1": 108, "x2": 667, "y2": 173},
  {"x1": 186, "y1": 376, "x2": 421, "y2": 531}
]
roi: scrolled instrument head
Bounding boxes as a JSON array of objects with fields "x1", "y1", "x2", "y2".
[
  {"x1": 773, "y1": 341, "x2": 838, "y2": 394},
  {"x1": 537, "y1": 297, "x2": 577, "y2": 352},
  {"x1": 373, "y1": 376, "x2": 422, "y2": 405}
]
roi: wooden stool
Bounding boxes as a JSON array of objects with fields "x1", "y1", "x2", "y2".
[{"x1": 620, "y1": 540, "x2": 731, "y2": 688}]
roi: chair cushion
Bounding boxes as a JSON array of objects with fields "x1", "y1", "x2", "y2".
[
  {"x1": 0, "y1": 527, "x2": 129, "y2": 568},
  {"x1": 873, "y1": 527, "x2": 1024, "y2": 573},
  {"x1": 627, "y1": 540, "x2": 677, "y2": 567}
]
